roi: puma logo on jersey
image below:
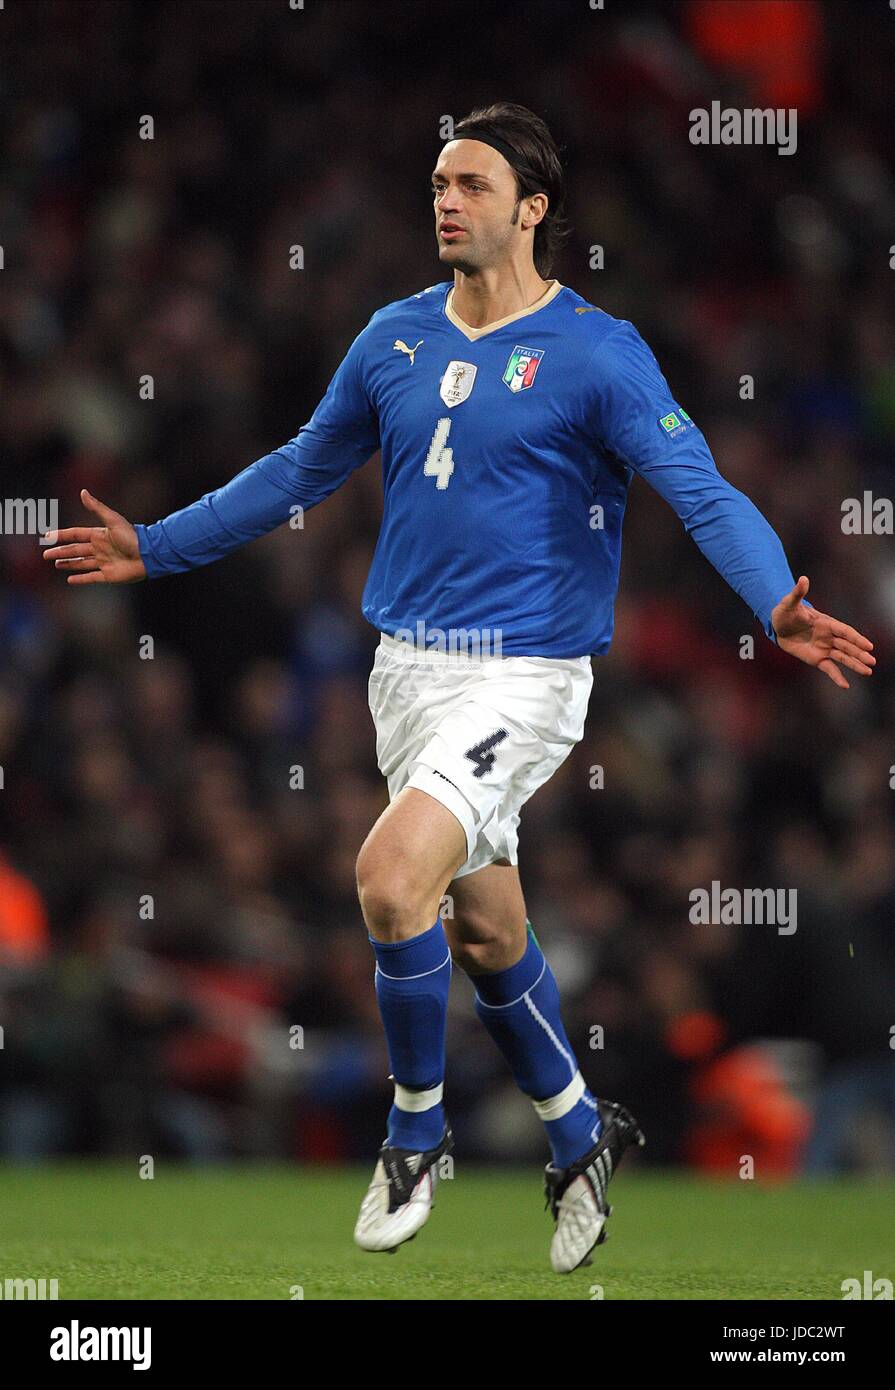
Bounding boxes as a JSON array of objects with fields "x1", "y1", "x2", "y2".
[
  {"x1": 575, "y1": 306, "x2": 599, "y2": 314},
  {"x1": 394, "y1": 338, "x2": 424, "y2": 365}
]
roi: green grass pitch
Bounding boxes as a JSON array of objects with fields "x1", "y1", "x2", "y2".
[{"x1": 3, "y1": 1164, "x2": 893, "y2": 1300}]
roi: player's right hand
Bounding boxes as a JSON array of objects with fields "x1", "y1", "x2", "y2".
[{"x1": 42, "y1": 488, "x2": 147, "y2": 585}]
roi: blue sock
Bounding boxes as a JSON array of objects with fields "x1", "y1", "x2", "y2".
[
  {"x1": 371, "y1": 919, "x2": 451, "y2": 1152},
  {"x1": 473, "y1": 924, "x2": 602, "y2": 1168}
]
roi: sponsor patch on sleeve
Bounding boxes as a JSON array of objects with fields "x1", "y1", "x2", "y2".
[{"x1": 658, "y1": 408, "x2": 695, "y2": 438}]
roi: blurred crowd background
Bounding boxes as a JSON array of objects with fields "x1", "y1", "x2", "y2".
[{"x1": 1, "y1": 0, "x2": 894, "y2": 1174}]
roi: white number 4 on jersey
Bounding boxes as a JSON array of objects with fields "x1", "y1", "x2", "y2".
[{"x1": 424, "y1": 418, "x2": 454, "y2": 490}]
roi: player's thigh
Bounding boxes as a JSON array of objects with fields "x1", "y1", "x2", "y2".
[
  {"x1": 443, "y1": 860, "x2": 529, "y2": 973},
  {"x1": 356, "y1": 785, "x2": 468, "y2": 930}
]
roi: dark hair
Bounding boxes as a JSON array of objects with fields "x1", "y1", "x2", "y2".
[{"x1": 454, "y1": 102, "x2": 571, "y2": 277}]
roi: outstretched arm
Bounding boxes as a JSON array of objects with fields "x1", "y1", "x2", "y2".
[
  {"x1": 44, "y1": 322, "x2": 380, "y2": 583},
  {"x1": 588, "y1": 320, "x2": 875, "y2": 686}
]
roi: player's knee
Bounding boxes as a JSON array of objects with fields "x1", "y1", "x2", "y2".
[
  {"x1": 355, "y1": 844, "x2": 428, "y2": 941},
  {"x1": 449, "y1": 911, "x2": 521, "y2": 974}
]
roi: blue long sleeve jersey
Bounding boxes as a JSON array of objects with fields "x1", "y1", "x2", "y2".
[{"x1": 135, "y1": 280, "x2": 796, "y2": 657}]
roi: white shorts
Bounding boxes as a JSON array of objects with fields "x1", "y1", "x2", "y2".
[{"x1": 367, "y1": 633, "x2": 594, "y2": 878}]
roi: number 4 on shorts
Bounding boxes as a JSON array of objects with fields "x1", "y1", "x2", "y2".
[{"x1": 465, "y1": 729, "x2": 508, "y2": 779}]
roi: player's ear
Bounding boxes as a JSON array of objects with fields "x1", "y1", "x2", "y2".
[{"x1": 522, "y1": 192, "x2": 548, "y2": 229}]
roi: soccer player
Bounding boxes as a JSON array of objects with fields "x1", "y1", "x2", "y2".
[{"x1": 44, "y1": 102, "x2": 875, "y2": 1274}]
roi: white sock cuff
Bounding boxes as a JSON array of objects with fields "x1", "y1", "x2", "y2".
[
  {"x1": 393, "y1": 1081, "x2": 444, "y2": 1113},
  {"x1": 532, "y1": 1070, "x2": 586, "y2": 1122}
]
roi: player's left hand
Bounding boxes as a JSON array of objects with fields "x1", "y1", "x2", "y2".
[{"x1": 771, "y1": 575, "x2": 876, "y2": 689}]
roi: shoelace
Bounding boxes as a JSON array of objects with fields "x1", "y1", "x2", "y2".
[{"x1": 366, "y1": 1156, "x2": 427, "y2": 1210}]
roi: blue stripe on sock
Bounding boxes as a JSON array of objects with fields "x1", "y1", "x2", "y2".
[{"x1": 472, "y1": 927, "x2": 602, "y2": 1166}]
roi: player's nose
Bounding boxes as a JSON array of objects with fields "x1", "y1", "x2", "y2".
[{"x1": 435, "y1": 184, "x2": 462, "y2": 208}]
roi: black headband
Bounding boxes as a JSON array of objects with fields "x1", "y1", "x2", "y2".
[{"x1": 448, "y1": 126, "x2": 530, "y2": 174}]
